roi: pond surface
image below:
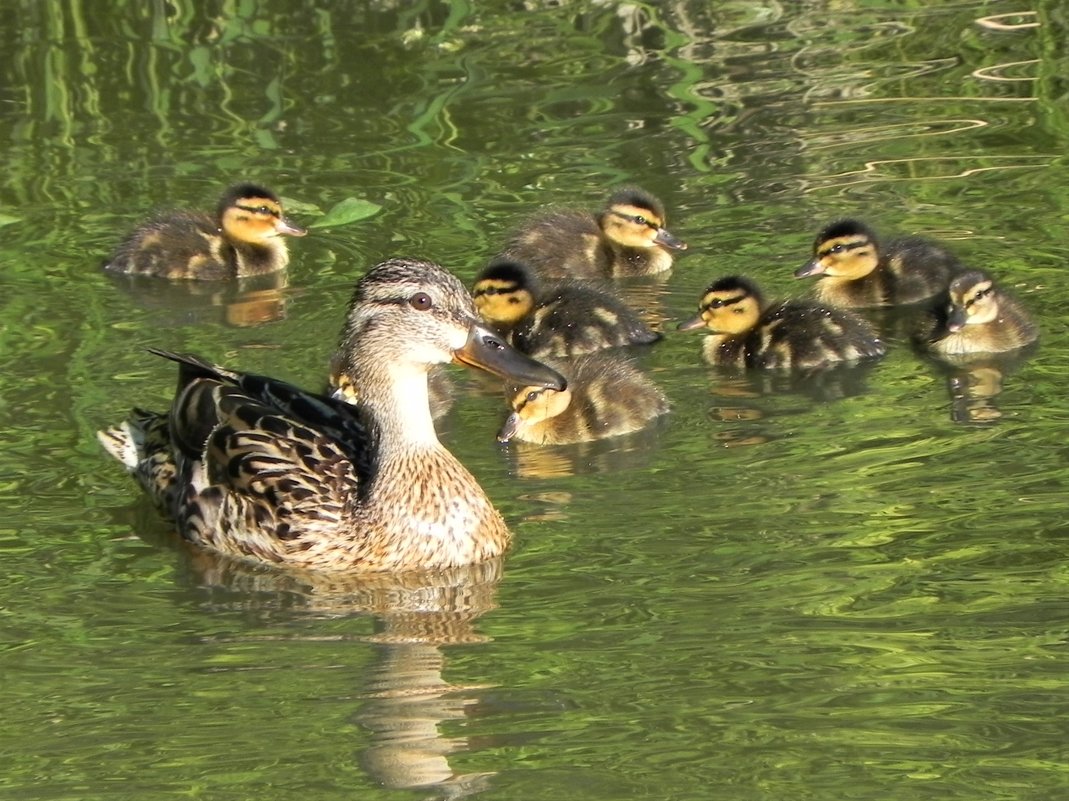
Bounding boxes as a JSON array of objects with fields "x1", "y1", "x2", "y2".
[{"x1": 2, "y1": 1, "x2": 1068, "y2": 799}]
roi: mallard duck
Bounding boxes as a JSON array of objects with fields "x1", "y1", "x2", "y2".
[
  {"x1": 97, "y1": 258, "x2": 567, "y2": 573},
  {"x1": 498, "y1": 186, "x2": 687, "y2": 279},
  {"x1": 471, "y1": 259, "x2": 661, "y2": 358},
  {"x1": 497, "y1": 351, "x2": 669, "y2": 445},
  {"x1": 795, "y1": 218, "x2": 962, "y2": 307},
  {"x1": 919, "y1": 269, "x2": 1037, "y2": 356},
  {"x1": 677, "y1": 275, "x2": 886, "y2": 369},
  {"x1": 104, "y1": 183, "x2": 306, "y2": 280}
]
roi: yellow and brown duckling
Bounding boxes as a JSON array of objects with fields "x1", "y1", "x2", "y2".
[
  {"x1": 497, "y1": 351, "x2": 669, "y2": 445},
  {"x1": 472, "y1": 259, "x2": 661, "y2": 359},
  {"x1": 97, "y1": 258, "x2": 566, "y2": 573},
  {"x1": 498, "y1": 187, "x2": 687, "y2": 279},
  {"x1": 795, "y1": 218, "x2": 962, "y2": 307},
  {"x1": 678, "y1": 275, "x2": 886, "y2": 369},
  {"x1": 919, "y1": 269, "x2": 1037, "y2": 356},
  {"x1": 104, "y1": 183, "x2": 306, "y2": 280}
]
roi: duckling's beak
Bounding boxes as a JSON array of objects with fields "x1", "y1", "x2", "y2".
[
  {"x1": 794, "y1": 258, "x2": 824, "y2": 278},
  {"x1": 453, "y1": 324, "x2": 567, "y2": 390},
  {"x1": 676, "y1": 314, "x2": 707, "y2": 332},
  {"x1": 946, "y1": 305, "x2": 968, "y2": 333},
  {"x1": 275, "y1": 217, "x2": 307, "y2": 237},
  {"x1": 496, "y1": 412, "x2": 520, "y2": 443},
  {"x1": 654, "y1": 228, "x2": 688, "y2": 251}
]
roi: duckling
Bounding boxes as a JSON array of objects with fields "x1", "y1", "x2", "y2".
[
  {"x1": 677, "y1": 275, "x2": 886, "y2": 369},
  {"x1": 471, "y1": 259, "x2": 661, "y2": 359},
  {"x1": 795, "y1": 218, "x2": 962, "y2": 307},
  {"x1": 498, "y1": 186, "x2": 687, "y2": 279},
  {"x1": 104, "y1": 183, "x2": 306, "y2": 280},
  {"x1": 919, "y1": 269, "x2": 1037, "y2": 356},
  {"x1": 497, "y1": 351, "x2": 669, "y2": 445},
  {"x1": 97, "y1": 258, "x2": 567, "y2": 573}
]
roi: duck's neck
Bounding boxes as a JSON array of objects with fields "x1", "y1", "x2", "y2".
[
  {"x1": 361, "y1": 362, "x2": 441, "y2": 449},
  {"x1": 230, "y1": 239, "x2": 289, "y2": 277}
]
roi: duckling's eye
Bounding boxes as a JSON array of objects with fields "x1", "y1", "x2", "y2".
[
  {"x1": 525, "y1": 390, "x2": 540, "y2": 403},
  {"x1": 633, "y1": 215, "x2": 647, "y2": 225},
  {"x1": 408, "y1": 292, "x2": 433, "y2": 311}
]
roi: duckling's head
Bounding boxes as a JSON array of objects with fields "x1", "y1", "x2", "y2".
[
  {"x1": 217, "y1": 183, "x2": 307, "y2": 246},
  {"x1": 946, "y1": 270, "x2": 1000, "y2": 331},
  {"x1": 334, "y1": 258, "x2": 566, "y2": 391},
  {"x1": 471, "y1": 259, "x2": 540, "y2": 329},
  {"x1": 598, "y1": 187, "x2": 687, "y2": 252},
  {"x1": 497, "y1": 383, "x2": 573, "y2": 443},
  {"x1": 796, "y1": 219, "x2": 878, "y2": 280},
  {"x1": 677, "y1": 275, "x2": 764, "y2": 335}
]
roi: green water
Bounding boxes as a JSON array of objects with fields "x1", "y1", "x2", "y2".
[{"x1": 2, "y1": 2, "x2": 1068, "y2": 799}]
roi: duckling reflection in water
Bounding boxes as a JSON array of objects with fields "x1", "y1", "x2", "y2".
[
  {"x1": 104, "y1": 182, "x2": 306, "y2": 280},
  {"x1": 472, "y1": 259, "x2": 661, "y2": 358},
  {"x1": 678, "y1": 275, "x2": 886, "y2": 369},
  {"x1": 497, "y1": 351, "x2": 669, "y2": 445},
  {"x1": 497, "y1": 186, "x2": 687, "y2": 279},
  {"x1": 98, "y1": 258, "x2": 566, "y2": 573},
  {"x1": 795, "y1": 218, "x2": 962, "y2": 308}
]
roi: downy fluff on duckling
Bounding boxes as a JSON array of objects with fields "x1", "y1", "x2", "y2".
[
  {"x1": 497, "y1": 187, "x2": 687, "y2": 279},
  {"x1": 104, "y1": 183, "x2": 306, "y2": 280},
  {"x1": 795, "y1": 218, "x2": 962, "y2": 307},
  {"x1": 678, "y1": 275, "x2": 886, "y2": 369},
  {"x1": 472, "y1": 259, "x2": 661, "y2": 359},
  {"x1": 497, "y1": 351, "x2": 669, "y2": 445},
  {"x1": 97, "y1": 258, "x2": 566, "y2": 573},
  {"x1": 918, "y1": 269, "x2": 1037, "y2": 356}
]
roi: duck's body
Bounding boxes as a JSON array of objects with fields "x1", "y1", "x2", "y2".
[
  {"x1": 497, "y1": 351, "x2": 669, "y2": 445},
  {"x1": 498, "y1": 187, "x2": 687, "y2": 279},
  {"x1": 920, "y1": 269, "x2": 1037, "y2": 356},
  {"x1": 678, "y1": 275, "x2": 886, "y2": 369},
  {"x1": 104, "y1": 183, "x2": 306, "y2": 280},
  {"x1": 98, "y1": 258, "x2": 565, "y2": 573},
  {"x1": 795, "y1": 219, "x2": 961, "y2": 307},
  {"x1": 472, "y1": 259, "x2": 660, "y2": 359}
]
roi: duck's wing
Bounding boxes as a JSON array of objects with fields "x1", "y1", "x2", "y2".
[{"x1": 150, "y1": 349, "x2": 381, "y2": 537}]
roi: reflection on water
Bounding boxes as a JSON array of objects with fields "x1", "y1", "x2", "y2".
[
  {"x1": 921, "y1": 345, "x2": 1037, "y2": 425},
  {"x1": 184, "y1": 549, "x2": 509, "y2": 798}
]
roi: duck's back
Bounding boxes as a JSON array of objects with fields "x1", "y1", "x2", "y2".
[
  {"x1": 707, "y1": 302, "x2": 884, "y2": 369},
  {"x1": 501, "y1": 209, "x2": 608, "y2": 279},
  {"x1": 883, "y1": 235, "x2": 962, "y2": 304},
  {"x1": 105, "y1": 211, "x2": 234, "y2": 280},
  {"x1": 512, "y1": 281, "x2": 661, "y2": 358}
]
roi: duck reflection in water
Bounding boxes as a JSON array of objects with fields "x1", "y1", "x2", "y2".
[{"x1": 174, "y1": 547, "x2": 529, "y2": 799}]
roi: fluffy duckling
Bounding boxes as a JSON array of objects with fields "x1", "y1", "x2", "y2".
[
  {"x1": 678, "y1": 275, "x2": 886, "y2": 369},
  {"x1": 497, "y1": 351, "x2": 669, "y2": 445},
  {"x1": 472, "y1": 259, "x2": 661, "y2": 359},
  {"x1": 498, "y1": 187, "x2": 687, "y2": 279},
  {"x1": 104, "y1": 183, "x2": 306, "y2": 280},
  {"x1": 920, "y1": 269, "x2": 1037, "y2": 356},
  {"x1": 97, "y1": 258, "x2": 566, "y2": 573},
  {"x1": 795, "y1": 218, "x2": 962, "y2": 307}
]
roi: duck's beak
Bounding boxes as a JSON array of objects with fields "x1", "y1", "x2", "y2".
[
  {"x1": 794, "y1": 258, "x2": 824, "y2": 278},
  {"x1": 454, "y1": 323, "x2": 567, "y2": 390},
  {"x1": 275, "y1": 217, "x2": 307, "y2": 237},
  {"x1": 946, "y1": 305, "x2": 968, "y2": 333},
  {"x1": 496, "y1": 412, "x2": 521, "y2": 443},
  {"x1": 676, "y1": 314, "x2": 708, "y2": 332},
  {"x1": 654, "y1": 227, "x2": 688, "y2": 251}
]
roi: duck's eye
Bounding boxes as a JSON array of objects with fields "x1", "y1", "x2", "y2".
[
  {"x1": 408, "y1": 292, "x2": 433, "y2": 311},
  {"x1": 633, "y1": 215, "x2": 647, "y2": 225},
  {"x1": 525, "y1": 390, "x2": 540, "y2": 403}
]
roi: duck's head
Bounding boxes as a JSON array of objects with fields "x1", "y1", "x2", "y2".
[
  {"x1": 471, "y1": 259, "x2": 539, "y2": 328},
  {"x1": 598, "y1": 187, "x2": 687, "y2": 252},
  {"x1": 335, "y1": 258, "x2": 567, "y2": 390},
  {"x1": 217, "y1": 183, "x2": 307, "y2": 246},
  {"x1": 497, "y1": 382, "x2": 573, "y2": 443},
  {"x1": 946, "y1": 270, "x2": 999, "y2": 331},
  {"x1": 677, "y1": 275, "x2": 764, "y2": 335},
  {"x1": 796, "y1": 219, "x2": 878, "y2": 280}
]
